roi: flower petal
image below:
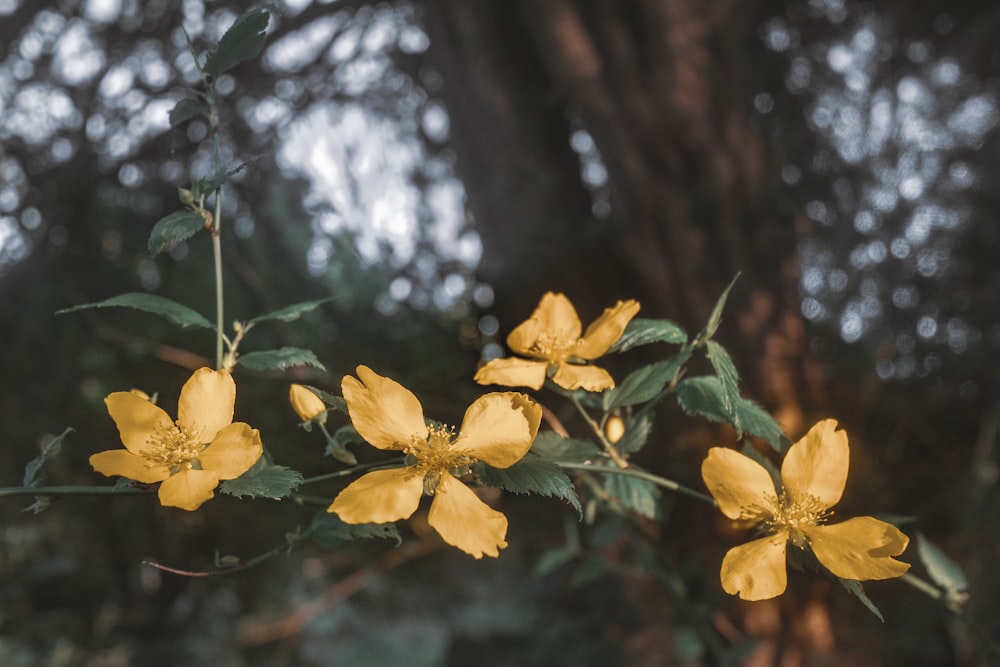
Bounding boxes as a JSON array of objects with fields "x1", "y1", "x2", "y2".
[
  {"x1": 551, "y1": 363, "x2": 615, "y2": 392},
  {"x1": 720, "y1": 533, "x2": 789, "y2": 600},
  {"x1": 177, "y1": 368, "x2": 235, "y2": 441},
  {"x1": 89, "y1": 449, "x2": 170, "y2": 483},
  {"x1": 781, "y1": 419, "x2": 848, "y2": 510},
  {"x1": 198, "y1": 422, "x2": 263, "y2": 480},
  {"x1": 289, "y1": 384, "x2": 327, "y2": 423},
  {"x1": 158, "y1": 468, "x2": 220, "y2": 511},
  {"x1": 328, "y1": 467, "x2": 424, "y2": 524},
  {"x1": 105, "y1": 391, "x2": 173, "y2": 456},
  {"x1": 573, "y1": 299, "x2": 640, "y2": 359},
  {"x1": 701, "y1": 447, "x2": 777, "y2": 520},
  {"x1": 453, "y1": 392, "x2": 541, "y2": 468},
  {"x1": 474, "y1": 358, "x2": 549, "y2": 390},
  {"x1": 428, "y1": 473, "x2": 508, "y2": 559},
  {"x1": 507, "y1": 292, "x2": 582, "y2": 359},
  {"x1": 342, "y1": 366, "x2": 427, "y2": 450},
  {"x1": 805, "y1": 517, "x2": 910, "y2": 581}
]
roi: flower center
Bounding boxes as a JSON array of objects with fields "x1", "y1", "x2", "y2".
[
  {"x1": 405, "y1": 423, "x2": 473, "y2": 495},
  {"x1": 764, "y1": 492, "x2": 831, "y2": 547},
  {"x1": 145, "y1": 421, "x2": 206, "y2": 471},
  {"x1": 528, "y1": 330, "x2": 578, "y2": 361}
]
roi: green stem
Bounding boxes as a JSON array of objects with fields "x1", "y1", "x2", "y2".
[
  {"x1": 0, "y1": 485, "x2": 152, "y2": 497},
  {"x1": 298, "y1": 459, "x2": 407, "y2": 486},
  {"x1": 569, "y1": 395, "x2": 630, "y2": 469},
  {"x1": 556, "y1": 461, "x2": 718, "y2": 506},
  {"x1": 212, "y1": 227, "x2": 224, "y2": 370}
]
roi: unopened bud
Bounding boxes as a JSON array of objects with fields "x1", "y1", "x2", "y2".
[
  {"x1": 604, "y1": 415, "x2": 625, "y2": 444},
  {"x1": 290, "y1": 384, "x2": 327, "y2": 424},
  {"x1": 178, "y1": 188, "x2": 195, "y2": 205}
]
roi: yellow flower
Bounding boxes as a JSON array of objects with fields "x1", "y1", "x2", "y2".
[
  {"x1": 90, "y1": 368, "x2": 263, "y2": 511},
  {"x1": 701, "y1": 419, "x2": 910, "y2": 601},
  {"x1": 329, "y1": 365, "x2": 542, "y2": 558},
  {"x1": 474, "y1": 292, "x2": 640, "y2": 392},
  {"x1": 289, "y1": 383, "x2": 327, "y2": 424}
]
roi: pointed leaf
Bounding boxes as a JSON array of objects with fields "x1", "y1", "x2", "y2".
[
  {"x1": 219, "y1": 457, "x2": 303, "y2": 499},
  {"x1": 529, "y1": 431, "x2": 602, "y2": 464},
  {"x1": 704, "y1": 274, "x2": 740, "y2": 340},
  {"x1": 203, "y1": 7, "x2": 271, "y2": 77},
  {"x1": 303, "y1": 385, "x2": 348, "y2": 414},
  {"x1": 206, "y1": 155, "x2": 266, "y2": 193},
  {"x1": 23, "y1": 428, "x2": 73, "y2": 487},
  {"x1": 706, "y1": 340, "x2": 742, "y2": 434},
  {"x1": 478, "y1": 454, "x2": 581, "y2": 515},
  {"x1": 57, "y1": 292, "x2": 213, "y2": 329},
  {"x1": 603, "y1": 353, "x2": 691, "y2": 411},
  {"x1": 237, "y1": 347, "x2": 326, "y2": 371},
  {"x1": 916, "y1": 533, "x2": 968, "y2": 605},
  {"x1": 603, "y1": 470, "x2": 660, "y2": 519},
  {"x1": 304, "y1": 511, "x2": 402, "y2": 548},
  {"x1": 615, "y1": 415, "x2": 652, "y2": 454},
  {"x1": 837, "y1": 577, "x2": 884, "y2": 621},
  {"x1": 148, "y1": 209, "x2": 207, "y2": 256},
  {"x1": 609, "y1": 317, "x2": 687, "y2": 353},
  {"x1": 675, "y1": 376, "x2": 786, "y2": 451},
  {"x1": 169, "y1": 97, "x2": 209, "y2": 127},
  {"x1": 248, "y1": 297, "x2": 335, "y2": 326}
]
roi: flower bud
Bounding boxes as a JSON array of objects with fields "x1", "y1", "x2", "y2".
[
  {"x1": 290, "y1": 384, "x2": 327, "y2": 424},
  {"x1": 178, "y1": 188, "x2": 195, "y2": 205},
  {"x1": 604, "y1": 415, "x2": 625, "y2": 444}
]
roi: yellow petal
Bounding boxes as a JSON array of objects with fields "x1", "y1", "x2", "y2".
[
  {"x1": 329, "y1": 467, "x2": 424, "y2": 524},
  {"x1": 177, "y1": 368, "x2": 235, "y2": 441},
  {"x1": 198, "y1": 422, "x2": 263, "y2": 480},
  {"x1": 505, "y1": 317, "x2": 547, "y2": 360},
  {"x1": 105, "y1": 391, "x2": 173, "y2": 456},
  {"x1": 507, "y1": 293, "x2": 582, "y2": 358},
  {"x1": 573, "y1": 299, "x2": 640, "y2": 359},
  {"x1": 720, "y1": 533, "x2": 789, "y2": 600},
  {"x1": 453, "y1": 392, "x2": 541, "y2": 468},
  {"x1": 474, "y1": 358, "x2": 549, "y2": 390},
  {"x1": 701, "y1": 447, "x2": 778, "y2": 520},
  {"x1": 289, "y1": 384, "x2": 327, "y2": 423},
  {"x1": 551, "y1": 362, "x2": 616, "y2": 391},
  {"x1": 805, "y1": 517, "x2": 911, "y2": 581},
  {"x1": 427, "y1": 473, "x2": 508, "y2": 558},
  {"x1": 158, "y1": 468, "x2": 220, "y2": 511},
  {"x1": 781, "y1": 419, "x2": 848, "y2": 510},
  {"x1": 342, "y1": 366, "x2": 427, "y2": 450},
  {"x1": 89, "y1": 449, "x2": 170, "y2": 483}
]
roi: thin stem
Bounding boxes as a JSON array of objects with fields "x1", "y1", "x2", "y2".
[
  {"x1": 0, "y1": 485, "x2": 152, "y2": 497},
  {"x1": 569, "y1": 395, "x2": 630, "y2": 469},
  {"x1": 298, "y1": 459, "x2": 407, "y2": 486},
  {"x1": 556, "y1": 461, "x2": 718, "y2": 506},
  {"x1": 213, "y1": 229, "x2": 224, "y2": 370}
]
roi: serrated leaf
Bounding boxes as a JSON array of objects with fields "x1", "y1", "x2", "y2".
[
  {"x1": 603, "y1": 353, "x2": 690, "y2": 411},
  {"x1": 704, "y1": 274, "x2": 740, "y2": 340},
  {"x1": 148, "y1": 209, "x2": 207, "y2": 256},
  {"x1": 304, "y1": 511, "x2": 402, "y2": 549},
  {"x1": 23, "y1": 427, "x2": 72, "y2": 487},
  {"x1": 837, "y1": 577, "x2": 884, "y2": 621},
  {"x1": 602, "y1": 471, "x2": 660, "y2": 519},
  {"x1": 609, "y1": 317, "x2": 688, "y2": 353},
  {"x1": 706, "y1": 340, "x2": 742, "y2": 434},
  {"x1": 478, "y1": 454, "x2": 581, "y2": 514},
  {"x1": 616, "y1": 415, "x2": 652, "y2": 454},
  {"x1": 916, "y1": 533, "x2": 968, "y2": 604},
  {"x1": 203, "y1": 7, "x2": 270, "y2": 77},
  {"x1": 248, "y1": 297, "x2": 335, "y2": 326},
  {"x1": 237, "y1": 347, "x2": 326, "y2": 371},
  {"x1": 169, "y1": 97, "x2": 209, "y2": 127},
  {"x1": 675, "y1": 376, "x2": 786, "y2": 451},
  {"x1": 530, "y1": 431, "x2": 602, "y2": 464},
  {"x1": 219, "y1": 457, "x2": 303, "y2": 499},
  {"x1": 57, "y1": 292, "x2": 214, "y2": 329}
]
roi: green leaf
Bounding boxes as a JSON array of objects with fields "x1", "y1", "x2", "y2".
[
  {"x1": 478, "y1": 454, "x2": 581, "y2": 514},
  {"x1": 248, "y1": 297, "x2": 335, "y2": 326},
  {"x1": 603, "y1": 352, "x2": 691, "y2": 411},
  {"x1": 205, "y1": 155, "x2": 266, "y2": 195},
  {"x1": 602, "y1": 470, "x2": 660, "y2": 519},
  {"x1": 533, "y1": 546, "x2": 575, "y2": 578},
  {"x1": 916, "y1": 533, "x2": 969, "y2": 605},
  {"x1": 57, "y1": 292, "x2": 213, "y2": 330},
  {"x1": 304, "y1": 511, "x2": 402, "y2": 549},
  {"x1": 22, "y1": 428, "x2": 74, "y2": 514},
  {"x1": 148, "y1": 209, "x2": 207, "y2": 256},
  {"x1": 615, "y1": 415, "x2": 652, "y2": 454},
  {"x1": 303, "y1": 385, "x2": 348, "y2": 413},
  {"x1": 237, "y1": 347, "x2": 326, "y2": 371},
  {"x1": 169, "y1": 97, "x2": 209, "y2": 127},
  {"x1": 324, "y1": 424, "x2": 360, "y2": 465},
  {"x1": 703, "y1": 273, "x2": 740, "y2": 340},
  {"x1": 837, "y1": 578, "x2": 884, "y2": 621},
  {"x1": 609, "y1": 317, "x2": 687, "y2": 353},
  {"x1": 219, "y1": 457, "x2": 303, "y2": 499},
  {"x1": 203, "y1": 7, "x2": 271, "y2": 77},
  {"x1": 530, "y1": 431, "x2": 601, "y2": 464},
  {"x1": 706, "y1": 340, "x2": 742, "y2": 434},
  {"x1": 675, "y1": 376, "x2": 786, "y2": 451}
]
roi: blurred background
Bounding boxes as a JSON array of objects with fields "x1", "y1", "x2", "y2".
[{"x1": 1, "y1": 0, "x2": 999, "y2": 664}]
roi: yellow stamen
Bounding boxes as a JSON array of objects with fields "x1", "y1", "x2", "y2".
[
  {"x1": 764, "y1": 492, "x2": 831, "y2": 547},
  {"x1": 145, "y1": 421, "x2": 205, "y2": 470}
]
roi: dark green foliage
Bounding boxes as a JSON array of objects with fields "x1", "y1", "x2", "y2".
[
  {"x1": 247, "y1": 297, "x2": 336, "y2": 326},
  {"x1": 148, "y1": 209, "x2": 207, "y2": 255},
  {"x1": 304, "y1": 511, "x2": 402, "y2": 548},
  {"x1": 57, "y1": 292, "x2": 214, "y2": 329},
  {"x1": 705, "y1": 340, "x2": 742, "y2": 434},
  {"x1": 530, "y1": 431, "x2": 602, "y2": 463},
  {"x1": 609, "y1": 317, "x2": 687, "y2": 353},
  {"x1": 615, "y1": 414, "x2": 652, "y2": 454},
  {"x1": 236, "y1": 347, "x2": 326, "y2": 371},
  {"x1": 675, "y1": 376, "x2": 786, "y2": 451},
  {"x1": 478, "y1": 453, "x2": 582, "y2": 514},
  {"x1": 219, "y1": 456, "x2": 303, "y2": 499},
  {"x1": 602, "y1": 354, "x2": 690, "y2": 410},
  {"x1": 22, "y1": 428, "x2": 73, "y2": 514},
  {"x1": 325, "y1": 424, "x2": 361, "y2": 465},
  {"x1": 602, "y1": 470, "x2": 659, "y2": 519},
  {"x1": 169, "y1": 97, "x2": 209, "y2": 127},
  {"x1": 203, "y1": 7, "x2": 272, "y2": 78}
]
